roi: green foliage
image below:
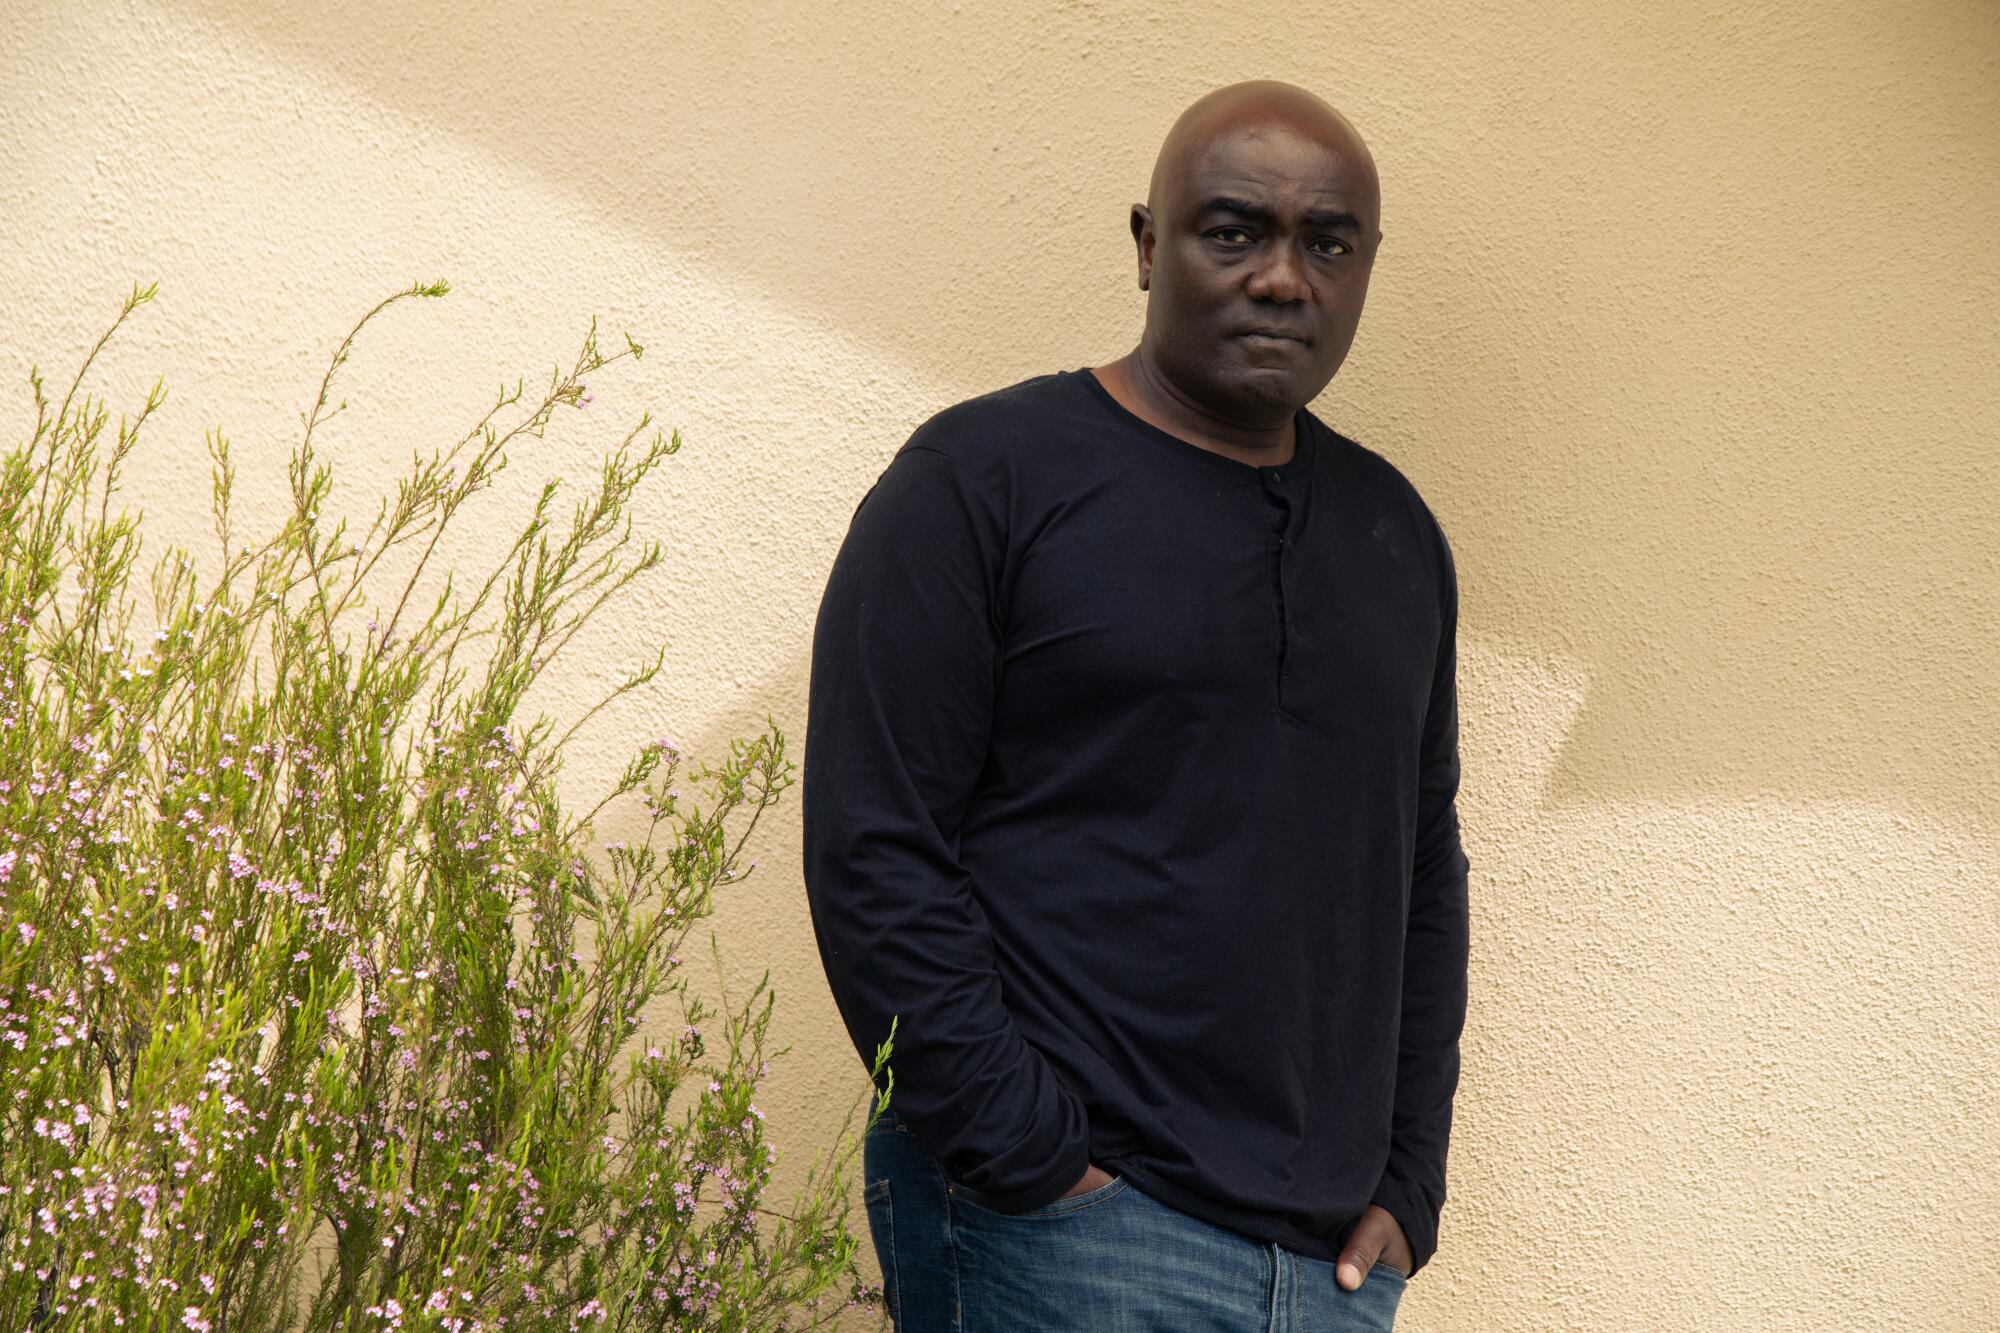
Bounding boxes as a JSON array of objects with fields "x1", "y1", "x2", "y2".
[{"x1": 0, "y1": 283, "x2": 895, "y2": 1331}]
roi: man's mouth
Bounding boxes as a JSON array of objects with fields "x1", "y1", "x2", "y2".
[{"x1": 1237, "y1": 327, "x2": 1309, "y2": 346}]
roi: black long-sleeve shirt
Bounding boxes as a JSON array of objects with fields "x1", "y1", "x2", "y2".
[{"x1": 802, "y1": 366, "x2": 1470, "y2": 1277}]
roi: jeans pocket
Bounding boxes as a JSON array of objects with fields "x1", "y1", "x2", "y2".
[
  {"x1": 955, "y1": 1172, "x2": 1131, "y2": 1219},
  {"x1": 1370, "y1": 1257, "x2": 1410, "y2": 1281},
  {"x1": 861, "y1": 1176, "x2": 899, "y2": 1325}
]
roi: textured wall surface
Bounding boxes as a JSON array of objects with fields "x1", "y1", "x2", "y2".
[{"x1": 4, "y1": 1, "x2": 1995, "y2": 1327}]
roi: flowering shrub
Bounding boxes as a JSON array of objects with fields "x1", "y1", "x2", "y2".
[{"x1": 0, "y1": 282, "x2": 894, "y2": 1331}]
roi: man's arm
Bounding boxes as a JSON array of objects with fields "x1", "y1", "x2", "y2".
[
  {"x1": 1369, "y1": 526, "x2": 1472, "y2": 1278},
  {"x1": 802, "y1": 443, "x2": 1092, "y2": 1212}
]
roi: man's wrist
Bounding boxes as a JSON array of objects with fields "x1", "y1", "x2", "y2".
[{"x1": 1060, "y1": 1162, "x2": 1115, "y2": 1198}]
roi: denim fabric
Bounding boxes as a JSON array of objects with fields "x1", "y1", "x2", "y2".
[{"x1": 862, "y1": 1113, "x2": 1406, "y2": 1332}]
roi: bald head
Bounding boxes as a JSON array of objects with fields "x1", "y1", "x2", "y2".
[
  {"x1": 1147, "y1": 80, "x2": 1378, "y2": 224},
  {"x1": 1116, "y1": 79, "x2": 1384, "y2": 430}
]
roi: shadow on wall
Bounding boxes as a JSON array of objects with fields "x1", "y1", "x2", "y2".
[{"x1": 159, "y1": 0, "x2": 2000, "y2": 831}]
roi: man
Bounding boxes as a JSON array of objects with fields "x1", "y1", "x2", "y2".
[{"x1": 803, "y1": 79, "x2": 1469, "y2": 1331}]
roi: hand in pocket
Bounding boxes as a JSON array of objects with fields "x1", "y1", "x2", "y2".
[{"x1": 1059, "y1": 1163, "x2": 1117, "y2": 1198}]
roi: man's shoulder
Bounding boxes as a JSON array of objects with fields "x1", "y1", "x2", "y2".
[
  {"x1": 899, "y1": 369, "x2": 1082, "y2": 470},
  {"x1": 1306, "y1": 413, "x2": 1458, "y2": 588},
  {"x1": 1308, "y1": 412, "x2": 1450, "y2": 534}
]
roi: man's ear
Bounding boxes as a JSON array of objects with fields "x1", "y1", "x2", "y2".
[{"x1": 1130, "y1": 205, "x2": 1153, "y2": 291}]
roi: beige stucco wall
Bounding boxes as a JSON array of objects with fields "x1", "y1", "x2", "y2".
[{"x1": 4, "y1": 1, "x2": 1995, "y2": 1327}]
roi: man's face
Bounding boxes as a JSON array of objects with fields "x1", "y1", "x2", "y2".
[{"x1": 1136, "y1": 120, "x2": 1381, "y2": 420}]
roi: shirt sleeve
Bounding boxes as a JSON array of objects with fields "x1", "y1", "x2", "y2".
[
  {"x1": 1369, "y1": 523, "x2": 1472, "y2": 1278},
  {"x1": 802, "y1": 442, "x2": 1093, "y2": 1213}
]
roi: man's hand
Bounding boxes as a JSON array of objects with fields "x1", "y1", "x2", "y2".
[
  {"x1": 1058, "y1": 1163, "x2": 1116, "y2": 1199},
  {"x1": 1336, "y1": 1204, "x2": 1414, "y2": 1289}
]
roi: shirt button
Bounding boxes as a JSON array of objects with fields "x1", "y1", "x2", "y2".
[{"x1": 1270, "y1": 470, "x2": 1283, "y2": 482}]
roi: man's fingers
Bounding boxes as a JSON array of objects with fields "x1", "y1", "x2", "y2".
[{"x1": 1335, "y1": 1249, "x2": 1376, "y2": 1290}]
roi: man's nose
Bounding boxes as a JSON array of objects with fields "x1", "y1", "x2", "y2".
[{"x1": 1246, "y1": 242, "x2": 1312, "y2": 303}]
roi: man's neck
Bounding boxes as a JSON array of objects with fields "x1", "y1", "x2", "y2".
[{"x1": 1089, "y1": 352, "x2": 1298, "y2": 467}]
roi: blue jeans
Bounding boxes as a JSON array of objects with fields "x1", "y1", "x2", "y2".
[{"x1": 862, "y1": 1112, "x2": 1407, "y2": 1332}]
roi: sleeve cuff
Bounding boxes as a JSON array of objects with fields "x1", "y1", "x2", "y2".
[
  {"x1": 949, "y1": 1133, "x2": 1092, "y2": 1215},
  {"x1": 1370, "y1": 1169, "x2": 1442, "y2": 1278}
]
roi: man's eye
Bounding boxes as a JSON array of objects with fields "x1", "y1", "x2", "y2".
[
  {"x1": 1211, "y1": 227, "x2": 1253, "y2": 244},
  {"x1": 1312, "y1": 238, "x2": 1352, "y2": 256}
]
